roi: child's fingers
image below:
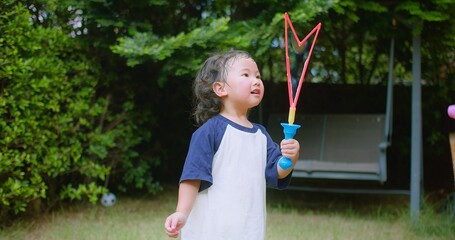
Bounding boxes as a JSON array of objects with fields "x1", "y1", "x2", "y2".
[
  {"x1": 170, "y1": 218, "x2": 180, "y2": 229},
  {"x1": 281, "y1": 139, "x2": 297, "y2": 148},
  {"x1": 165, "y1": 225, "x2": 179, "y2": 238},
  {"x1": 166, "y1": 228, "x2": 179, "y2": 238},
  {"x1": 165, "y1": 217, "x2": 178, "y2": 234},
  {"x1": 171, "y1": 217, "x2": 178, "y2": 229}
]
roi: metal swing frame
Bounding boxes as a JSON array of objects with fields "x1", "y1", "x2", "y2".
[{"x1": 267, "y1": 35, "x2": 396, "y2": 187}]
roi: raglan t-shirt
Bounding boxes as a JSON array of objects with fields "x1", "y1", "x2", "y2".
[{"x1": 180, "y1": 114, "x2": 292, "y2": 240}]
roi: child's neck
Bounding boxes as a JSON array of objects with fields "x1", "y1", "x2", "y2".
[{"x1": 220, "y1": 110, "x2": 252, "y2": 128}]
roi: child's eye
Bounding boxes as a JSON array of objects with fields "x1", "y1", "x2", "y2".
[{"x1": 242, "y1": 73, "x2": 249, "y2": 77}]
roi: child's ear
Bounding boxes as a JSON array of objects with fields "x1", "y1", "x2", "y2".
[{"x1": 213, "y1": 82, "x2": 227, "y2": 97}]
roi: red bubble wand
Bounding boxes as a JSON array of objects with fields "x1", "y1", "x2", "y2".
[
  {"x1": 278, "y1": 13, "x2": 321, "y2": 170},
  {"x1": 284, "y1": 12, "x2": 321, "y2": 124}
]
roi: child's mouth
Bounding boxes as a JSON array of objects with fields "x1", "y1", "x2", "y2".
[{"x1": 251, "y1": 89, "x2": 261, "y2": 95}]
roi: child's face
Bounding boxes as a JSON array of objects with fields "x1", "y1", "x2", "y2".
[{"x1": 224, "y1": 57, "x2": 264, "y2": 111}]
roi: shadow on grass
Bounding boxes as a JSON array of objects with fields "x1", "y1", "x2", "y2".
[{"x1": 267, "y1": 188, "x2": 407, "y2": 218}]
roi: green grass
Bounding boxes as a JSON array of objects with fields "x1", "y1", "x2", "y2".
[
  {"x1": 266, "y1": 189, "x2": 455, "y2": 240},
  {"x1": 1, "y1": 186, "x2": 454, "y2": 240}
]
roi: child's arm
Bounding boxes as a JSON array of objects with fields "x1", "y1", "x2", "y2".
[
  {"x1": 164, "y1": 180, "x2": 200, "y2": 238},
  {"x1": 277, "y1": 139, "x2": 300, "y2": 179}
]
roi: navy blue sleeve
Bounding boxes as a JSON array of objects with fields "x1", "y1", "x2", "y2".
[
  {"x1": 257, "y1": 124, "x2": 292, "y2": 190},
  {"x1": 179, "y1": 119, "x2": 222, "y2": 192}
]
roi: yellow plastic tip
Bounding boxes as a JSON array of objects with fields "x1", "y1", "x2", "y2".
[{"x1": 288, "y1": 107, "x2": 296, "y2": 125}]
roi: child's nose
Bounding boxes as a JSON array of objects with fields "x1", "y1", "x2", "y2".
[{"x1": 252, "y1": 78, "x2": 261, "y2": 85}]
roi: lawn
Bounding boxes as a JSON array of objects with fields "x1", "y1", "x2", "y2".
[{"x1": 1, "y1": 186, "x2": 454, "y2": 240}]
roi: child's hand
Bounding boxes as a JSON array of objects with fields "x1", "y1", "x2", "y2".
[
  {"x1": 280, "y1": 139, "x2": 300, "y2": 164},
  {"x1": 164, "y1": 211, "x2": 187, "y2": 238}
]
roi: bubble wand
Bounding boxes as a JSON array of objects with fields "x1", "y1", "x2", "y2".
[{"x1": 278, "y1": 12, "x2": 321, "y2": 170}]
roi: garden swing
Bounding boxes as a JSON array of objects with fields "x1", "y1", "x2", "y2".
[{"x1": 267, "y1": 26, "x2": 396, "y2": 185}]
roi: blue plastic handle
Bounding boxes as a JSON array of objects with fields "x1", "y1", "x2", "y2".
[{"x1": 278, "y1": 123, "x2": 300, "y2": 170}]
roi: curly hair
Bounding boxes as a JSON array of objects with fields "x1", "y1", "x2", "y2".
[{"x1": 192, "y1": 50, "x2": 252, "y2": 126}]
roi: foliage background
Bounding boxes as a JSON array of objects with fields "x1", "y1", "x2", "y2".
[{"x1": 1, "y1": 0, "x2": 454, "y2": 224}]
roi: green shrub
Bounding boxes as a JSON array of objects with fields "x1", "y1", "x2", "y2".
[
  {"x1": 0, "y1": 2, "x2": 104, "y2": 217},
  {"x1": 0, "y1": 2, "x2": 159, "y2": 222}
]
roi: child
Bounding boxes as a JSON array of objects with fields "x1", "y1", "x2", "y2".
[{"x1": 164, "y1": 50, "x2": 300, "y2": 239}]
